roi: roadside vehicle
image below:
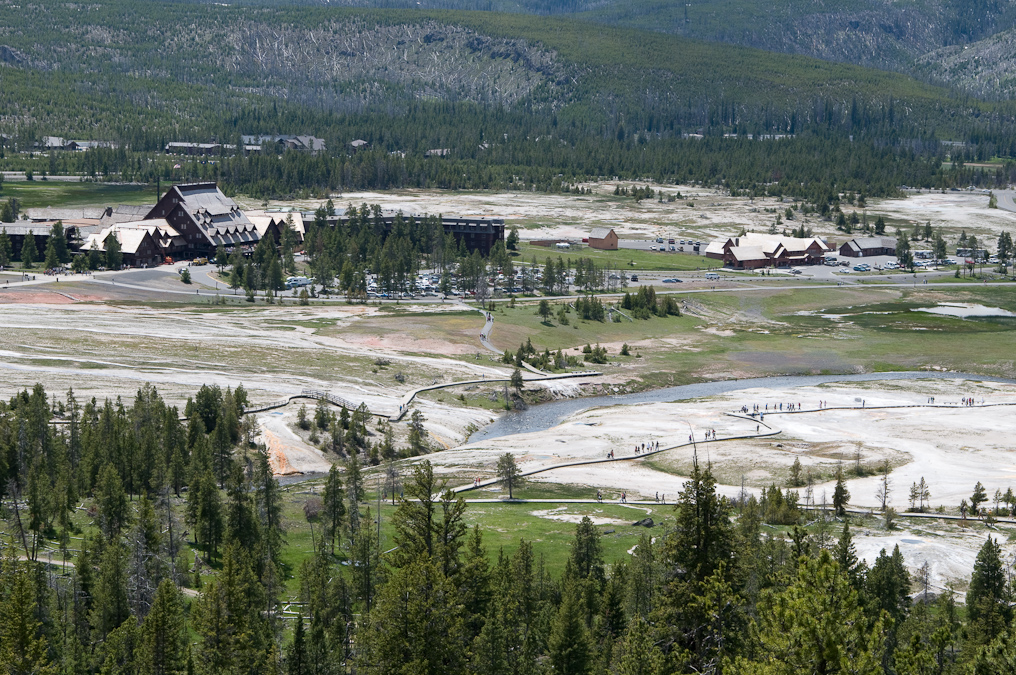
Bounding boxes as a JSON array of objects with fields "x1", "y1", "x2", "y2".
[
  {"x1": 662, "y1": 278, "x2": 683, "y2": 283},
  {"x1": 630, "y1": 274, "x2": 639, "y2": 282},
  {"x1": 704, "y1": 271, "x2": 720, "y2": 281}
]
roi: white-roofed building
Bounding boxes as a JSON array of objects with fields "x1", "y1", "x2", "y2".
[
  {"x1": 706, "y1": 232, "x2": 832, "y2": 269},
  {"x1": 83, "y1": 225, "x2": 162, "y2": 267}
]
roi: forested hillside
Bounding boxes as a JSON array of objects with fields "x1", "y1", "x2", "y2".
[
  {"x1": 1, "y1": 1, "x2": 1015, "y2": 200},
  {"x1": 209, "y1": 0, "x2": 1016, "y2": 98}
]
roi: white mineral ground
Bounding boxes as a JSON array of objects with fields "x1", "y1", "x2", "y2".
[
  {"x1": 431, "y1": 377, "x2": 1016, "y2": 594},
  {"x1": 248, "y1": 185, "x2": 1016, "y2": 246}
]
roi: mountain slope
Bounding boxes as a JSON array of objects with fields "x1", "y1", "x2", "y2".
[{"x1": 217, "y1": 0, "x2": 1016, "y2": 98}]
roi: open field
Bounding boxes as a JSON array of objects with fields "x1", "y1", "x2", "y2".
[
  {"x1": 1, "y1": 181, "x2": 157, "y2": 209},
  {"x1": 515, "y1": 242, "x2": 722, "y2": 272}
]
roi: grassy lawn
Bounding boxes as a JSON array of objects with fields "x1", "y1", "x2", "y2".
[
  {"x1": 516, "y1": 242, "x2": 722, "y2": 272},
  {"x1": 2, "y1": 181, "x2": 158, "y2": 209}
]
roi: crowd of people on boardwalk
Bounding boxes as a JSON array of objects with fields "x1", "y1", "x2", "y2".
[{"x1": 633, "y1": 441, "x2": 660, "y2": 455}]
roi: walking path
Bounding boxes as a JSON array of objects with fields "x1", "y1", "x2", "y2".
[
  {"x1": 459, "y1": 396, "x2": 1016, "y2": 520},
  {"x1": 453, "y1": 413, "x2": 778, "y2": 494},
  {"x1": 390, "y1": 305, "x2": 601, "y2": 421},
  {"x1": 388, "y1": 369, "x2": 602, "y2": 422},
  {"x1": 473, "y1": 305, "x2": 547, "y2": 375}
]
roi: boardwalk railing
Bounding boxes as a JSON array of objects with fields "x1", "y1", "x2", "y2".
[{"x1": 299, "y1": 389, "x2": 361, "y2": 411}]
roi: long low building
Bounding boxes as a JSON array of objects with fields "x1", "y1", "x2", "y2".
[
  {"x1": 839, "y1": 236, "x2": 897, "y2": 258},
  {"x1": 706, "y1": 233, "x2": 832, "y2": 269},
  {"x1": 82, "y1": 220, "x2": 185, "y2": 267},
  {"x1": 311, "y1": 209, "x2": 504, "y2": 255}
]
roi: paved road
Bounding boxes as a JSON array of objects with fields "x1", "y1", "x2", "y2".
[{"x1": 995, "y1": 189, "x2": 1016, "y2": 213}]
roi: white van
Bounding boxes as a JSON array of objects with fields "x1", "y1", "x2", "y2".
[
  {"x1": 555, "y1": 242, "x2": 571, "y2": 250},
  {"x1": 704, "y1": 271, "x2": 720, "y2": 281}
]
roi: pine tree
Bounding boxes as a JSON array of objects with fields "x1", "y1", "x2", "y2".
[
  {"x1": 322, "y1": 466, "x2": 346, "y2": 555},
  {"x1": 496, "y1": 453, "x2": 525, "y2": 499},
  {"x1": 667, "y1": 458, "x2": 733, "y2": 582},
  {"x1": 733, "y1": 550, "x2": 884, "y2": 673},
  {"x1": 360, "y1": 558, "x2": 466, "y2": 675},
  {"x1": 97, "y1": 463, "x2": 130, "y2": 539},
  {"x1": 50, "y1": 220, "x2": 69, "y2": 263},
  {"x1": 106, "y1": 233, "x2": 123, "y2": 269},
  {"x1": 141, "y1": 580, "x2": 187, "y2": 675},
  {"x1": 833, "y1": 465, "x2": 850, "y2": 516},
  {"x1": 20, "y1": 232, "x2": 36, "y2": 269},
  {"x1": 44, "y1": 237, "x2": 60, "y2": 270},
  {"x1": 286, "y1": 615, "x2": 308, "y2": 675},
  {"x1": 0, "y1": 553, "x2": 50, "y2": 675},
  {"x1": 614, "y1": 616, "x2": 664, "y2": 675},
  {"x1": 548, "y1": 583, "x2": 591, "y2": 675},
  {"x1": 0, "y1": 229, "x2": 11, "y2": 267},
  {"x1": 90, "y1": 542, "x2": 131, "y2": 640},
  {"x1": 192, "y1": 544, "x2": 273, "y2": 675},
  {"x1": 569, "y1": 516, "x2": 604, "y2": 583},
  {"x1": 971, "y1": 481, "x2": 988, "y2": 515},
  {"x1": 867, "y1": 545, "x2": 911, "y2": 627},
  {"x1": 967, "y1": 536, "x2": 1010, "y2": 630},
  {"x1": 346, "y1": 452, "x2": 363, "y2": 534}
]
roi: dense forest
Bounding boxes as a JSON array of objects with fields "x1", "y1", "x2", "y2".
[
  {"x1": 1, "y1": 382, "x2": 1015, "y2": 674},
  {"x1": 1, "y1": 2, "x2": 1016, "y2": 201}
]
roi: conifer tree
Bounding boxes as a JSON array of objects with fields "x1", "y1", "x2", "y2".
[
  {"x1": 287, "y1": 615, "x2": 308, "y2": 675},
  {"x1": 20, "y1": 233, "x2": 36, "y2": 269},
  {"x1": 322, "y1": 466, "x2": 346, "y2": 555},
  {"x1": 833, "y1": 465, "x2": 850, "y2": 516},
  {"x1": 44, "y1": 237, "x2": 59, "y2": 270},
  {"x1": 141, "y1": 580, "x2": 187, "y2": 675},
  {"x1": 967, "y1": 536, "x2": 1010, "y2": 634},
  {"x1": 0, "y1": 230, "x2": 12, "y2": 266},
  {"x1": 667, "y1": 457, "x2": 733, "y2": 582},
  {"x1": 105, "y1": 233, "x2": 123, "y2": 270},
  {"x1": 50, "y1": 220, "x2": 69, "y2": 263},
  {"x1": 0, "y1": 554, "x2": 50, "y2": 675},
  {"x1": 548, "y1": 583, "x2": 591, "y2": 675}
]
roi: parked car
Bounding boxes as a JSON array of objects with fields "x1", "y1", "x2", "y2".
[
  {"x1": 661, "y1": 278, "x2": 683, "y2": 283},
  {"x1": 630, "y1": 275, "x2": 639, "y2": 282}
]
